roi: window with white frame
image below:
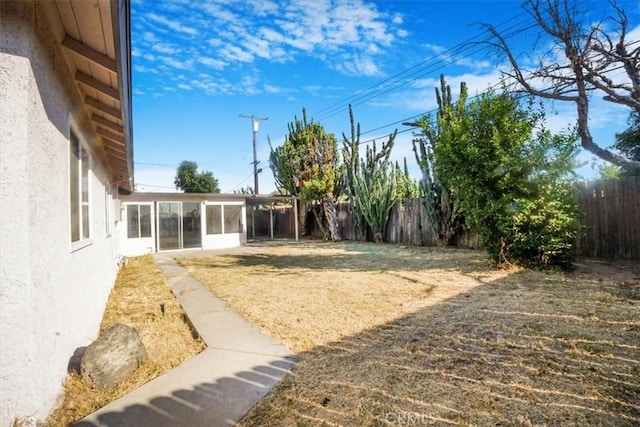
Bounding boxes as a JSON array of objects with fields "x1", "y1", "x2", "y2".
[
  {"x1": 70, "y1": 128, "x2": 91, "y2": 243},
  {"x1": 127, "y1": 204, "x2": 152, "y2": 238},
  {"x1": 206, "y1": 205, "x2": 222, "y2": 234},
  {"x1": 105, "y1": 184, "x2": 113, "y2": 236},
  {"x1": 206, "y1": 204, "x2": 243, "y2": 235}
]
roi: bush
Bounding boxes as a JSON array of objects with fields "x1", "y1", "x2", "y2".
[
  {"x1": 502, "y1": 184, "x2": 581, "y2": 269},
  {"x1": 434, "y1": 89, "x2": 580, "y2": 269}
]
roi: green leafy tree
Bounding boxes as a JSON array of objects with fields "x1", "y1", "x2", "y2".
[
  {"x1": 598, "y1": 164, "x2": 622, "y2": 180},
  {"x1": 394, "y1": 159, "x2": 419, "y2": 200},
  {"x1": 174, "y1": 161, "x2": 220, "y2": 193},
  {"x1": 435, "y1": 89, "x2": 580, "y2": 268},
  {"x1": 269, "y1": 109, "x2": 342, "y2": 241},
  {"x1": 614, "y1": 112, "x2": 640, "y2": 176},
  {"x1": 411, "y1": 75, "x2": 465, "y2": 246}
]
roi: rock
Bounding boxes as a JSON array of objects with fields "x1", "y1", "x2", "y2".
[
  {"x1": 80, "y1": 323, "x2": 148, "y2": 389},
  {"x1": 67, "y1": 346, "x2": 86, "y2": 374}
]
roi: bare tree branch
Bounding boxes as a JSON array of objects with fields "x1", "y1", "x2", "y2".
[{"x1": 480, "y1": 0, "x2": 640, "y2": 172}]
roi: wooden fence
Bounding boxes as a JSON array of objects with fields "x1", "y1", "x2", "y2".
[
  {"x1": 576, "y1": 175, "x2": 639, "y2": 261},
  {"x1": 250, "y1": 175, "x2": 639, "y2": 260}
]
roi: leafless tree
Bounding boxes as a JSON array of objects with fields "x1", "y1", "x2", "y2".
[{"x1": 483, "y1": 0, "x2": 640, "y2": 172}]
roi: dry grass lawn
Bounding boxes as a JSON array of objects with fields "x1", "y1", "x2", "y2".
[
  {"x1": 45, "y1": 255, "x2": 205, "y2": 427},
  {"x1": 178, "y1": 241, "x2": 640, "y2": 426}
]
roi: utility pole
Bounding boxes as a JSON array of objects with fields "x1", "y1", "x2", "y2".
[{"x1": 239, "y1": 114, "x2": 268, "y2": 195}]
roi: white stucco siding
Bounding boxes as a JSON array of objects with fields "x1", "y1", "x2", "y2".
[
  {"x1": 0, "y1": 3, "x2": 120, "y2": 424},
  {"x1": 202, "y1": 203, "x2": 248, "y2": 249}
]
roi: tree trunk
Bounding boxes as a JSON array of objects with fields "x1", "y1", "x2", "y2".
[
  {"x1": 324, "y1": 196, "x2": 341, "y2": 242},
  {"x1": 298, "y1": 202, "x2": 308, "y2": 236},
  {"x1": 311, "y1": 205, "x2": 325, "y2": 238}
]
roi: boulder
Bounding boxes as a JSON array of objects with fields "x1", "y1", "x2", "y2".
[{"x1": 80, "y1": 323, "x2": 148, "y2": 389}]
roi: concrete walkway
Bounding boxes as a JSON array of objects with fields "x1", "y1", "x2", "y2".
[{"x1": 77, "y1": 253, "x2": 296, "y2": 427}]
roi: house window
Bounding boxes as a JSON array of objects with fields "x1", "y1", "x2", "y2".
[
  {"x1": 105, "y1": 184, "x2": 113, "y2": 236},
  {"x1": 70, "y1": 129, "x2": 90, "y2": 243},
  {"x1": 206, "y1": 204, "x2": 243, "y2": 235},
  {"x1": 127, "y1": 204, "x2": 152, "y2": 238},
  {"x1": 206, "y1": 205, "x2": 222, "y2": 235}
]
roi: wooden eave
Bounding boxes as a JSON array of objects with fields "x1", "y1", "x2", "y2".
[{"x1": 45, "y1": 0, "x2": 134, "y2": 191}]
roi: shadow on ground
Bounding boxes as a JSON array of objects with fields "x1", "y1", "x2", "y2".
[
  {"x1": 179, "y1": 241, "x2": 490, "y2": 274},
  {"x1": 77, "y1": 244, "x2": 639, "y2": 426},
  {"x1": 236, "y1": 259, "x2": 640, "y2": 426},
  {"x1": 75, "y1": 357, "x2": 295, "y2": 427}
]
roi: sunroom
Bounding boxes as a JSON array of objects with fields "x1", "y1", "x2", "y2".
[{"x1": 119, "y1": 193, "x2": 299, "y2": 256}]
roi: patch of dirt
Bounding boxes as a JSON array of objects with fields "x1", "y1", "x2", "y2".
[{"x1": 179, "y1": 241, "x2": 640, "y2": 426}]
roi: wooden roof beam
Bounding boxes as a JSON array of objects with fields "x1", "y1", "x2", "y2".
[
  {"x1": 104, "y1": 143, "x2": 126, "y2": 154},
  {"x1": 61, "y1": 36, "x2": 117, "y2": 74},
  {"x1": 106, "y1": 153, "x2": 127, "y2": 162},
  {"x1": 91, "y1": 114, "x2": 123, "y2": 134},
  {"x1": 85, "y1": 96, "x2": 121, "y2": 119},
  {"x1": 76, "y1": 71, "x2": 119, "y2": 101},
  {"x1": 97, "y1": 127, "x2": 124, "y2": 143},
  {"x1": 102, "y1": 139, "x2": 126, "y2": 152}
]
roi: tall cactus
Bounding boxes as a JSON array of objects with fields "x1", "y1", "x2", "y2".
[
  {"x1": 412, "y1": 75, "x2": 465, "y2": 245},
  {"x1": 343, "y1": 106, "x2": 398, "y2": 243},
  {"x1": 342, "y1": 105, "x2": 366, "y2": 239}
]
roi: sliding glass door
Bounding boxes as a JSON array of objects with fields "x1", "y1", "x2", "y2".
[
  {"x1": 182, "y1": 202, "x2": 201, "y2": 249},
  {"x1": 157, "y1": 201, "x2": 202, "y2": 251},
  {"x1": 157, "y1": 202, "x2": 181, "y2": 251}
]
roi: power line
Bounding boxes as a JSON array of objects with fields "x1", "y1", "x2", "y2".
[
  {"x1": 134, "y1": 144, "x2": 250, "y2": 170},
  {"x1": 134, "y1": 182, "x2": 176, "y2": 190},
  {"x1": 309, "y1": 11, "x2": 535, "y2": 123},
  {"x1": 224, "y1": 171, "x2": 255, "y2": 194}
]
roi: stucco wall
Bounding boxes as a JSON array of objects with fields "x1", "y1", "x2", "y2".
[{"x1": 0, "y1": 3, "x2": 121, "y2": 424}]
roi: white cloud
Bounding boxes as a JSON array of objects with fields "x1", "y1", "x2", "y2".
[
  {"x1": 134, "y1": 64, "x2": 158, "y2": 74},
  {"x1": 219, "y1": 45, "x2": 254, "y2": 63},
  {"x1": 162, "y1": 57, "x2": 193, "y2": 70},
  {"x1": 152, "y1": 43, "x2": 180, "y2": 54},
  {"x1": 264, "y1": 84, "x2": 282, "y2": 94},
  {"x1": 334, "y1": 53, "x2": 382, "y2": 77},
  {"x1": 142, "y1": 31, "x2": 158, "y2": 42},
  {"x1": 377, "y1": 69, "x2": 507, "y2": 113},
  {"x1": 146, "y1": 13, "x2": 198, "y2": 36},
  {"x1": 198, "y1": 57, "x2": 227, "y2": 70},
  {"x1": 247, "y1": 0, "x2": 278, "y2": 16},
  {"x1": 145, "y1": 0, "x2": 403, "y2": 75},
  {"x1": 201, "y1": 3, "x2": 242, "y2": 26},
  {"x1": 133, "y1": 0, "x2": 411, "y2": 97}
]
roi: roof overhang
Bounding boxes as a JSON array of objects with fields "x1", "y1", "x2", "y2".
[
  {"x1": 120, "y1": 193, "x2": 299, "y2": 203},
  {"x1": 45, "y1": 0, "x2": 134, "y2": 192}
]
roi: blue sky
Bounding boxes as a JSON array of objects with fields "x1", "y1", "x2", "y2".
[{"x1": 131, "y1": 0, "x2": 640, "y2": 194}]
